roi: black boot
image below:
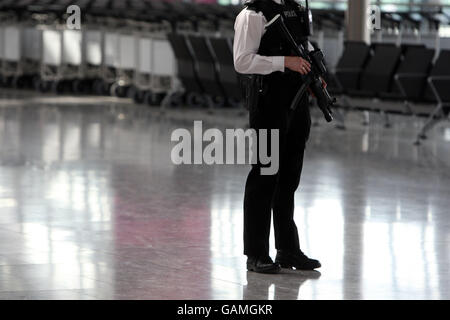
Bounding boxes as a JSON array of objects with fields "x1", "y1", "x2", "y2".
[
  {"x1": 275, "y1": 250, "x2": 321, "y2": 270},
  {"x1": 247, "y1": 256, "x2": 281, "y2": 274}
]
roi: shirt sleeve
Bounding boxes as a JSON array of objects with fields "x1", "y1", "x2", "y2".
[{"x1": 233, "y1": 9, "x2": 285, "y2": 75}]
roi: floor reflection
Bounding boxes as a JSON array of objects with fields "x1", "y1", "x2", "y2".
[
  {"x1": 244, "y1": 270, "x2": 322, "y2": 300},
  {"x1": 0, "y1": 91, "x2": 449, "y2": 299}
]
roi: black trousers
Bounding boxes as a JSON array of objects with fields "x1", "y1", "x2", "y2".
[{"x1": 243, "y1": 81, "x2": 311, "y2": 257}]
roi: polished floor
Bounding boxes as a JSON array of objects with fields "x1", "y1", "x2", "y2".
[{"x1": 0, "y1": 90, "x2": 449, "y2": 300}]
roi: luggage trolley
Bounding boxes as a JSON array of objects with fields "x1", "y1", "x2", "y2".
[
  {"x1": 130, "y1": 29, "x2": 176, "y2": 106},
  {"x1": 128, "y1": 21, "x2": 164, "y2": 104},
  {"x1": 0, "y1": 20, "x2": 42, "y2": 89},
  {"x1": 167, "y1": 33, "x2": 205, "y2": 108},
  {"x1": 148, "y1": 36, "x2": 177, "y2": 106},
  {"x1": 0, "y1": 25, "x2": 3, "y2": 83},
  {"x1": 38, "y1": 24, "x2": 85, "y2": 93},
  {"x1": 101, "y1": 30, "x2": 120, "y2": 95},
  {"x1": 22, "y1": 26, "x2": 43, "y2": 88},
  {"x1": 101, "y1": 27, "x2": 137, "y2": 98},
  {"x1": 82, "y1": 24, "x2": 104, "y2": 95},
  {"x1": 113, "y1": 31, "x2": 137, "y2": 97},
  {"x1": 130, "y1": 34, "x2": 153, "y2": 103},
  {"x1": 0, "y1": 15, "x2": 25, "y2": 88}
]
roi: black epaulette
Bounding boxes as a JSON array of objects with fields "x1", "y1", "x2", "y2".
[
  {"x1": 244, "y1": 0, "x2": 301, "y2": 24},
  {"x1": 244, "y1": 0, "x2": 280, "y2": 22}
]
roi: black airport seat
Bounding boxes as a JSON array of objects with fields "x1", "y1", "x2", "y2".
[
  {"x1": 231, "y1": 4, "x2": 244, "y2": 17},
  {"x1": 413, "y1": 49, "x2": 450, "y2": 142},
  {"x1": 25, "y1": 0, "x2": 56, "y2": 14},
  {"x1": 3, "y1": 0, "x2": 34, "y2": 10},
  {"x1": 145, "y1": 0, "x2": 177, "y2": 21},
  {"x1": 76, "y1": 0, "x2": 92, "y2": 10},
  {"x1": 332, "y1": 41, "x2": 371, "y2": 94},
  {"x1": 347, "y1": 43, "x2": 402, "y2": 98},
  {"x1": 88, "y1": 0, "x2": 111, "y2": 15},
  {"x1": 167, "y1": 33, "x2": 203, "y2": 95},
  {"x1": 47, "y1": 0, "x2": 74, "y2": 14},
  {"x1": 381, "y1": 12, "x2": 402, "y2": 29},
  {"x1": 216, "y1": 4, "x2": 241, "y2": 20},
  {"x1": 427, "y1": 50, "x2": 450, "y2": 103},
  {"x1": 400, "y1": 43, "x2": 426, "y2": 54},
  {"x1": 208, "y1": 37, "x2": 241, "y2": 101},
  {"x1": 187, "y1": 35, "x2": 225, "y2": 99},
  {"x1": 391, "y1": 46, "x2": 435, "y2": 103},
  {"x1": 313, "y1": 9, "x2": 345, "y2": 30}
]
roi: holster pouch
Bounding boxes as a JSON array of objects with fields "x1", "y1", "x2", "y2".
[{"x1": 238, "y1": 73, "x2": 266, "y2": 110}]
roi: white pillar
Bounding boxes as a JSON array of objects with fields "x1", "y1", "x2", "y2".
[{"x1": 346, "y1": 0, "x2": 370, "y2": 44}]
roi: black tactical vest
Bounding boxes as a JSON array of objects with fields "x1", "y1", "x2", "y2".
[
  {"x1": 240, "y1": 0, "x2": 311, "y2": 108},
  {"x1": 245, "y1": 0, "x2": 310, "y2": 57}
]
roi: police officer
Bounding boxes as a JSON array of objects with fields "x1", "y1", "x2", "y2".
[{"x1": 234, "y1": 0, "x2": 322, "y2": 273}]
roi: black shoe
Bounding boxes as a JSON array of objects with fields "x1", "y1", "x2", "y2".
[
  {"x1": 275, "y1": 250, "x2": 321, "y2": 270},
  {"x1": 247, "y1": 256, "x2": 281, "y2": 274}
]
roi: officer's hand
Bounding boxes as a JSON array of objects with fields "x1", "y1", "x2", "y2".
[{"x1": 285, "y1": 57, "x2": 311, "y2": 75}]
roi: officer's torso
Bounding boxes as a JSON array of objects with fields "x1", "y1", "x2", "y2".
[{"x1": 245, "y1": 0, "x2": 309, "y2": 57}]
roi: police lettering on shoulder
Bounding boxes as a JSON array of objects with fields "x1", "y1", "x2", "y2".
[{"x1": 233, "y1": 0, "x2": 334, "y2": 274}]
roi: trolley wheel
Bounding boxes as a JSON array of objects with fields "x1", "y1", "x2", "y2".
[
  {"x1": 25, "y1": 75, "x2": 37, "y2": 89},
  {"x1": 72, "y1": 79, "x2": 88, "y2": 94},
  {"x1": 12, "y1": 76, "x2": 26, "y2": 89},
  {"x1": 1, "y1": 76, "x2": 13, "y2": 87},
  {"x1": 38, "y1": 80, "x2": 51, "y2": 93},
  {"x1": 21, "y1": 75, "x2": 34, "y2": 89},
  {"x1": 186, "y1": 92, "x2": 205, "y2": 108},
  {"x1": 32, "y1": 76, "x2": 41, "y2": 91},
  {"x1": 112, "y1": 84, "x2": 128, "y2": 98},
  {"x1": 167, "y1": 92, "x2": 184, "y2": 107},
  {"x1": 144, "y1": 91, "x2": 159, "y2": 106},
  {"x1": 152, "y1": 92, "x2": 166, "y2": 106},
  {"x1": 143, "y1": 91, "x2": 153, "y2": 106},
  {"x1": 93, "y1": 79, "x2": 104, "y2": 95},
  {"x1": 51, "y1": 81, "x2": 65, "y2": 94},
  {"x1": 103, "y1": 82, "x2": 114, "y2": 96},
  {"x1": 131, "y1": 88, "x2": 145, "y2": 104}
]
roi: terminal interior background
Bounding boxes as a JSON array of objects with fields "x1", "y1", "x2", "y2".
[{"x1": 0, "y1": 0, "x2": 449, "y2": 300}]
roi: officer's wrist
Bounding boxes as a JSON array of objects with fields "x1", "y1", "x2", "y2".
[{"x1": 272, "y1": 56, "x2": 285, "y2": 73}]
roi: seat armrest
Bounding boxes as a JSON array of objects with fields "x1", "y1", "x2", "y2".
[
  {"x1": 395, "y1": 73, "x2": 428, "y2": 80},
  {"x1": 427, "y1": 76, "x2": 450, "y2": 104},
  {"x1": 428, "y1": 75, "x2": 450, "y2": 81},
  {"x1": 394, "y1": 73, "x2": 428, "y2": 100},
  {"x1": 333, "y1": 68, "x2": 362, "y2": 93},
  {"x1": 329, "y1": 73, "x2": 345, "y2": 92},
  {"x1": 335, "y1": 67, "x2": 361, "y2": 73}
]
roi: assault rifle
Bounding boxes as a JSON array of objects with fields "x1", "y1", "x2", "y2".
[{"x1": 268, "y1": 13, "x2": 336, "y2": 122}]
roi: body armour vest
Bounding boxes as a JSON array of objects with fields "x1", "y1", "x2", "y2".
[
  {"x1": 242, "y1": 0, "x2": 310, "y2": 106},
  {"x1": 245, "y1": 0, "x2": 310, "y2": 57}
]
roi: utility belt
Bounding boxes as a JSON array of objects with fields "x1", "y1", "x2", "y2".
[
  {"x1": 239, "y1": 73, "x2": 267, "y2": 110},
  {"x1": 239, "y1": 71, "x2": 304, "y2": 110}
]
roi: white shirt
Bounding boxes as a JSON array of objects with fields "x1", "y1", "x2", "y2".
[{"x1": 233, "y1": 0, "x2": 313, "y2": 75}]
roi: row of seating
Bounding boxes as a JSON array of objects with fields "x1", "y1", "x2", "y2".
[
  {"x1": 167, "y1": 33, "x2": 240, "y2": 108},
  {"x1": 1, "y1": 1, "x2": 448, "y2": 143},
  {"x1": 165, "y1": 31, "x2": 450, "y2": 144},
  {"x1": 328, "y1": 41, "x2": 450, "y2": 143}
]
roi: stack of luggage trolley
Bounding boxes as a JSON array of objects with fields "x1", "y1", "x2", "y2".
[{"x1": 0, "y1": 0, "x2": 449, "y2": 144}]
